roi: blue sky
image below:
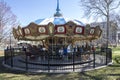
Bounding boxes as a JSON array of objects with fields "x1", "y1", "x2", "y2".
[{"x1": 4, "y1": 0, "x2": 93, "y2": 26}]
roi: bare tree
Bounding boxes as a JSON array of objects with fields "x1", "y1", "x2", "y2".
[
  {"x1": 116, "y1": 15, "x2": 120, "y2": 27},
  {"x1": 111, "y1": 14, "x2": 120, "y2": 27},
  {"x1": 79, "y1": 0, "x2": 120, "y2": 47},
  {"x1": 0, "y1": 0, "x2": 17, "y2": 46}
]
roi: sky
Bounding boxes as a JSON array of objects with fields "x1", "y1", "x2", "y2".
[{"x1": 4, "y1": 0, "x2": 94, "y2": 26}]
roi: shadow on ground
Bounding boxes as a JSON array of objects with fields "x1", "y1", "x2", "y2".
[{"x1": 0, "y1": 56, "x2": 26, "y2": 74}]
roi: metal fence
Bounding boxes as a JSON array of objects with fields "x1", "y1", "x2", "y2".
[{"x1": 4, "y1": 47, "x2": 112, "y2": 73}]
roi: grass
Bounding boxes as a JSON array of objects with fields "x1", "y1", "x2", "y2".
[{"x1": 0, "y1": 48, "x2": 120, "y2": 80}]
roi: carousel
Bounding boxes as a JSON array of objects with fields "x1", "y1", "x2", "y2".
[
  {"x1": 3, "y1": 0, "x2": 109, "y2": 73},
  {"x1": 12, "y1": 0, "x2": 102, "y2": 55}
]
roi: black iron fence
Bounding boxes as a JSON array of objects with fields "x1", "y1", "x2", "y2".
[{"x1": 4, "y1": 47, "x2": 112, "y2": 73}]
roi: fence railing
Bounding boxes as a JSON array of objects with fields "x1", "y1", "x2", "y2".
[{"x1": 4, "y1": 47, "x2": 112, "y2": 73}]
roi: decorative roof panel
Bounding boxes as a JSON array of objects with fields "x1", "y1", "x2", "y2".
[{"x1": 34, "y1": 17, "x2": 85, "y2": 26}]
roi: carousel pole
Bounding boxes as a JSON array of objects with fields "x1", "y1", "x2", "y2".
[
  {"x1": 65, "y1": 37, "x2": 66, "y2": 47},
  {"x1": 52, "y1": 36, "x2": 53, "y2": 54},
  {"x1": 55, "y1": 37, "x2": 57, "y2": 54}
]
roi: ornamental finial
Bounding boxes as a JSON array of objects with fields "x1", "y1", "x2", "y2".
[{"x1": 54, "y1": 0, "x2": 63, "y2": 17}]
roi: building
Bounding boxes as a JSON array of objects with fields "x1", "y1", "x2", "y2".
[
  {"x1": 90, "y1": 21, "x2": 118, "y2": 46},
  {"x1": 116, "y1": 28, "x2": 120, "y2": 45}
]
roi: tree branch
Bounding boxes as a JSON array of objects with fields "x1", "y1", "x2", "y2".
[{"x1": 110, "y1": 1, "x2": 120, "y2": 11}]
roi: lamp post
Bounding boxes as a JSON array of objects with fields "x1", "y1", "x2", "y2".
[{"x1": 9, "y1": 32, "x2": 13, "y2": 67}]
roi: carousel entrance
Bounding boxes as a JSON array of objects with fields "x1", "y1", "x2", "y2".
[{"x1": 45, "y1": 37, "x2": 66, "y2": 55}]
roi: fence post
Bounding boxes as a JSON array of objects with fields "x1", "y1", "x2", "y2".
[
  {"x1": 107, "y1": 48, "x2": 112, "y2": 63},
  {"x1": 73, "y1": 52, "x2": 75, "y2": 71},
  {"x1": 80, "y1": 52, "x2": 81, "y2": 62},
  {"x1": 93, "y1": 51, "x2": 95, "y2": 68},
  {"x1": 10, "y1": 47, "x2": 13, "y2": 67},
  {"x1": 4, "y1": 50, "x2": 7, "y2": 64},
  {"x1": 48, "y1": 52, "x2": 50, "y2": 72},
  {"x1": 110, "y1": 48, "x2": 112, "y2": 62},
  {"x1": 25, "y1": 48, "x2": 28, "y2": 71},
  {"x1": 106, "y1": 48, "x2": 108, "y2": 65}
]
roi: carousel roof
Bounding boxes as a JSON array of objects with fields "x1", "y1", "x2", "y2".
[
  {"x1": 34, "y1": 0, "x2": 85, "y2": 26},
  {"x1": 12, "y1": 0, "x2": 102, "y2": 41},
  {"x1": 34, "y1": 17, "x2": 85, "y2": 26}
]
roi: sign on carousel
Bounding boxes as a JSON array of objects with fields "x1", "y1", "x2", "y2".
[{"x1": 75, "y1": 26, "x2": 84, "y2": 34}]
